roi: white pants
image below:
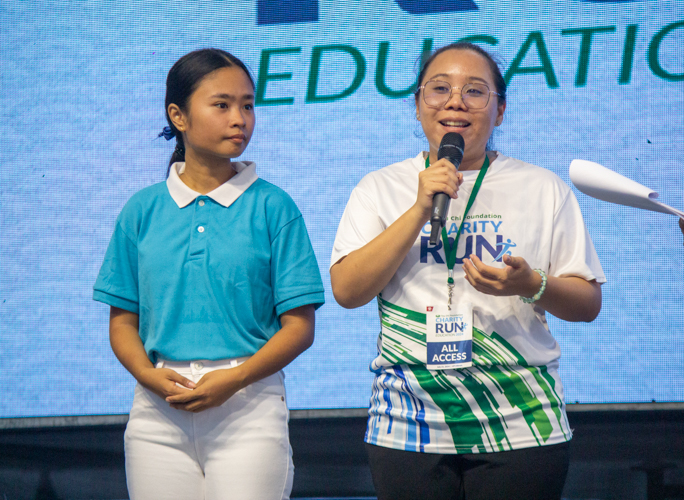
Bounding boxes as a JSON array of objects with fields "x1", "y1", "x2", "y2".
[{"x1": 124, "y1": 358, "x2": 294, "y2": 500}]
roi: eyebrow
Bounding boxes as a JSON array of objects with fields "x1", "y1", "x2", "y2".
[
  {"x1": 428, "y1": 74, "x2": 490, "y2": 84},
  {"x1": 209, "y1": 93, "x2": 255, "y2": 100}
]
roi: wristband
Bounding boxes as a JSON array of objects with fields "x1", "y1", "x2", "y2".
[{"x1": 520, "y1": 269, "x2": 547, "y2": 304}]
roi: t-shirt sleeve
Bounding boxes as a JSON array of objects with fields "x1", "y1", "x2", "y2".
[
  {"x1": 548, "y1": 190, "x2": 606, "y2": 283},
  {"x1": 93, "y1": 219, "x2": 140, "y2": 314},
  {"x1": 330, "y1": 182, "x2": 385, "y2": 269},
  {"x1": 271, "y1": 215, "x2": 325, "y2": 317}
]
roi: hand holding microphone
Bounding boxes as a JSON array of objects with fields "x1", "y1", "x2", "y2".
[
  {"x1": 425, "y1": 133, "x2": 465, "y2": 244},
  {"x1": 415, "y1": 133, "x2": 464, "y2": 241}
]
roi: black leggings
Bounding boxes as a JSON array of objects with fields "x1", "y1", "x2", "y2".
[{"x1": 366, "y1": 441, "x2": 570, "y2": 500}]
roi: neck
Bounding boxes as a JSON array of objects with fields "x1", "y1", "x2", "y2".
[
  {"x1": 180, "y1": 149, "x2": 237, "y2": 194},
  {"x1": 428, "y1": 149, "x2": 489, "y2": 171}
]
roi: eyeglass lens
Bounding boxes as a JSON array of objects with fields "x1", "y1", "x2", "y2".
[{"x1": 423, "y1": 81, "x2": 492, "y2": 109}]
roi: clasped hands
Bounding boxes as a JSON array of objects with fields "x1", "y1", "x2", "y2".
[
  {"x1": 138, "y1": 366, "x2": 246, "y2": 413},
  {"x1": 462, "y1": 253, "x2": 542, "y2": 299}
]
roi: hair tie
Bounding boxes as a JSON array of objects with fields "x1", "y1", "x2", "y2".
[{"x1": 158, "y1": 126, "x2": 175, "y2": 141}]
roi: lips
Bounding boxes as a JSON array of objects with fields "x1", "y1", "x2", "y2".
[
  {"x1": 227, "y1": 134, "x2": 246, "y2": 142},
  {"x1": 440, "y1": 120, "x2": 470, "y2": 128}
]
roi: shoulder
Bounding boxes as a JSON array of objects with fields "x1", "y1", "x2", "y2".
[
  {"x1": 250, "y1": 178, "x2": 300, "y2": 213},
  {"x1": 494, "y1": 154, "x2": 572, "y2": 196},
  {"x1": 117, "y1": 181, "x2": 169, "y2": 220},
  {"x1": 493, "y1": 154, "x2": 582, "y2": 222},
  {"x1": 355, "y1": 154, "x2": 422, "y2": 195},
  {"x1": 246, "y1": 179, "x2": 304, "y2": 234},
  {"x1": 114, "y1": 181, "x2": 169, "y2": 235}
]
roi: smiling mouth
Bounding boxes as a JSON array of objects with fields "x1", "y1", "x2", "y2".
[{"x1": 440, "y1": 121, "x2": 470, "y2": 128}]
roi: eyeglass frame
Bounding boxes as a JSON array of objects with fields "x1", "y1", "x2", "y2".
[{"x1": 416, "y1": 80, "x2": 502, "y2": 109}]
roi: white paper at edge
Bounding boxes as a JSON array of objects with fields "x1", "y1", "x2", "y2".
[{"x1": 569, "y1": 160, "x2": 684, "y2": 218}]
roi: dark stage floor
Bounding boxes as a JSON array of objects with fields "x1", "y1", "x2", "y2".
[{"x1": 1, "y1": 407, "x2": 684, "y2": 499}]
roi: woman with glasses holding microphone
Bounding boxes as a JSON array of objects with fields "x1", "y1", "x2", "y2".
[{"x1": 330, "y1": 43, "x2": 605, "y2": 500}]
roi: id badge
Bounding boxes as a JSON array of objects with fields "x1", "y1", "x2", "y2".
[{"x1": 426, "y1": 303, "x2": 473, "y2": 370}]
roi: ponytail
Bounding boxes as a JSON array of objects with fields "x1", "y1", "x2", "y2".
[{"x1": 167, "y1": 140, "x2": 185, "y2": 175}]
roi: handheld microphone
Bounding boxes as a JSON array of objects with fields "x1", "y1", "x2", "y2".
[{"x1": 429, "y1": 132, "x2": 465, "y2": 245}]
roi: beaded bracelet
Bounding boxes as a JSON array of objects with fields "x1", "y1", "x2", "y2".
[{"x1": 520, "y1": 269, "x2": 547, "y2": 304}]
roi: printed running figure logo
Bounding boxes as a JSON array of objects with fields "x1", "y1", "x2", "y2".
[{"x1": 493, "y1": 239, "x2": 517, "y2": 261}]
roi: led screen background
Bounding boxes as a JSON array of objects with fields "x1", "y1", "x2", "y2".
[{"x1": 1, "y1": 1, "x2": 683, "y2": 418}]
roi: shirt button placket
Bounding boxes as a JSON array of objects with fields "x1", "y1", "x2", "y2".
[
  {"x1": 196, "y1": 197, "x2": 207, "y2": 234},
  {"x1": 189, "y1": 197, "x2": 208, "y2": 257}
]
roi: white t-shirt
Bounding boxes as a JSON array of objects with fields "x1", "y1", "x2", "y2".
[{"x1": 331, "y1": 152, "x2": 605, "y2": 454}]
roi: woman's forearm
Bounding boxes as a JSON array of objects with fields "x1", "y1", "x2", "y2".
[
  {"x1": 110, "y1": 307, "x2": 197, "y2": 404},
  {"x1": 232, "y1": 305, "x2": 316, "y2": 388},
  {"x1": 109, "y1": 307, "x2": 155, "y2": 379},
  {"x1": 331, "y1": 156, "x2": 463, "y2": 309},
  {"x1": 330, "y1": 205, "x2": 426, "y2": 309},
  {"x1": 535, "y1": 276, "x2": 602, "y2": 322}
]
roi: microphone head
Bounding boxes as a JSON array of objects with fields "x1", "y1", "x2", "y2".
[{"x1": 438, "y1": 132, "x2": 465, "y2": 167}]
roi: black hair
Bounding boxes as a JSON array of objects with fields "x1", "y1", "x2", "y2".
[
  {"x1": 164, "y1": 48, "x2": 255, "y2": 169},
  {"x1": 415, "y1": 42, "x2": 507, "y2": 104}
]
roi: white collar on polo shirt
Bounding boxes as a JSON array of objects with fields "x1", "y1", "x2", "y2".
[{"x1": 166, "y1": 161, "x2": 259, "y2": 208}]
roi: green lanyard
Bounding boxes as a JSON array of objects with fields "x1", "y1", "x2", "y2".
[{"x1": 424, "y1": 154, "x2": 490, "y2": 285}]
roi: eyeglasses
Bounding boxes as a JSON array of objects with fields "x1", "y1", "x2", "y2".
[{"x1": 418, "y1": 80, "x2": 500, "y2": 109}]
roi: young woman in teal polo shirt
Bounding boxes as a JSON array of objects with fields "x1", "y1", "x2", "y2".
[{"x1": 94, "y1": 48, "x2": 325, "y2": 500}]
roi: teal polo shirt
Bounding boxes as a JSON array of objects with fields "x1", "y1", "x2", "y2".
[{"x1": 93, "y1": 161, "x2": 325, "y2": 362}]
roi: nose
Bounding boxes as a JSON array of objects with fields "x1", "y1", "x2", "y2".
[
  {"x1": 444, "y1": 87, "x2": 467, "y2": 110},
  {"x1": 230, "y1": 106, "x2": 247, "y2": 127}
]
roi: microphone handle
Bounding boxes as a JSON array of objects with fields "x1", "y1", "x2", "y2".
[
  {"x1": 429, "y1": 193, "x2": 450, "y2": 245},
  {"x1": 429, "y1": 152, "x2": 460, "y2": 244}
]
